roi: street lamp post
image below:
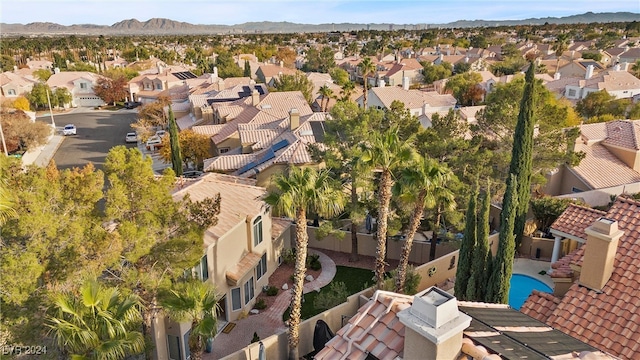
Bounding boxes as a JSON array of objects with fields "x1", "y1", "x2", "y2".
[
  {"x1": 0, "y1": 120, "x2": 8, "y2": 156},
  {"x1": 46, "y1": 89, "x2": 56, "y2": 129}
]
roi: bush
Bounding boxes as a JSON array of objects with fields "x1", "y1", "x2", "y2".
[
  {"x1": 266, "y1": 286, "x2": 279, "y2": 296},
  {"x1": 282, "y1": 248, "x2": 296, "y2": 265},
  {"x1": 251, "y1": 332, "x2": 260, "y2": 344},
  {"x1": 380, "y1": 266, "x2": 422, "y2": 295},
  {"x1": 254, "y1": 298, "x2": 267, "y2": 310},
  {"x1": 313, "y1": 282, "x2": 348, "y2": 310},
  {"x1": 307, "y1": 253, "x2": 322, "y2": 271}
]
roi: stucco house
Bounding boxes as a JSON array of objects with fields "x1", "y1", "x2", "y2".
[
  {"x1": 46, "y1": 70, "x2": 106, "y2": 107},
  {"x1": 127, "y1": 63, "x2": 198, "y2": 104},
  {"x1": 152, "y1": 173, "x2": 292, "y2": 360},
  {"x1": 255, "y1": 63, "x2": 297, "y2": 87},
  {"x1": 545, "y1": 120, "x2": 640, "y2": 206},
  {"x1": 0, "y1": 71, "x2": 38, "y2": 101}
]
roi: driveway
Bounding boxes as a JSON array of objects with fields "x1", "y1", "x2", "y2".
[{"x1": 48, "y1": 110, "x2": 139, "y2": 170}]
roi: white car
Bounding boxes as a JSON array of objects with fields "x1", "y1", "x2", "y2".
[
  {"x1": 125, "y1": 132, "x2": 138, "y2": 143},
  {"x1": 155, "y1": 130, "x2": 167, "y2": 138},
  {"x1": 145, "y1": 136, "x2": 163, "y2": 150},
  {"x1": 62, "y1": 124, "x2": 76, "y2": 136}
]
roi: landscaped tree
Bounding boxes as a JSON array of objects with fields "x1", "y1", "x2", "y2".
[
  {"x1": 94, "y1": 74, "x2": 128, "y2": 106},
  {"x1": 444, "y1": 71, "x2": 484, "y2": 106},
  {"x1": 271, "y1": 72, "x2": 315, "y2": 104},
  {"x1": 454, "y1": 180, "x2": 478, "y2": 301},
  {"x1": 466, "y1": 181, "x2": 492, "y2": 301},
  {"x1": 358, "y1": 57, "x2": 376, "y2": 108},
  {"x1": 508, "y1": 61, "x2": 536, "y2": 248},
  {"x1": 0, "y1": 109, "x2": 51, "y2": 153},
  {"x1": 264, "y1": 166, "x2": 345, "y2": 360},
  {"x1": 393, "y1": 156, "x2": 452, "y2": 293},
  {"x1": 244, "y1": 59, "x2": 251, "y2": 77},
  {"x1": 167, "y1": 105, "x2": 183, "y2": 176},
  {"x1": 486, "y1": 174, "x2": 518, "y2": 304},
  {"x1": 26, "y1": 82, "x2": 52, "y2": 110},
  {"x1": 362, "y1": 126, "x2": 417, "y2": 289},
  {"x1": 132, "y1": 97, "x2": 171, "y2": 140},
  {"x1": 159, "y1": 129, "x2": 211, "y2": 170},
  {"x1": 47, "y1": 278, "x2": 145, "y2": 360},
  {"x1": 159, "y1": 280, "x2": 220, "y2": 360},
  {"x1": 422, "y1": 62, "x2": 453, "y2": 84}
]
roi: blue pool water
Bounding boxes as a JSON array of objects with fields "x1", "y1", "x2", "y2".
[{"x1": 509, "y1": 274, "x2": 552, "y2": 310}]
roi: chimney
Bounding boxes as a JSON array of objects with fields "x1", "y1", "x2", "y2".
[
  {"x1": 554, "y1": 72, "x2": 561, "y2": 80},
  {"x1": 579, "y1": 218, "x2": 623, "y2": 292},
  {"x1": 54, "y1": 67, "x2": 60, "y2": 74},
  {"x1": 402, "y1": 76, "x2": 410, "y2": 91},
  {"x1": 252, "y1": 89, "x2": 260, "y2": 106},
  {"x1": 280, "y1": 60, "x2": 284, "y2": 68},
  {"x1": 398, "y1": 287, "x2": 471, "y2": 360},
  {"x1": 289, "y1": 108, "x2": 300, "y2": 130},
  {"x1": 378, "y1": 79, "x2": 385, "y2": 88},
  {"x1": 614, "y1": 63, "x2": 621, "y2": 71},
  {"x1": 585, "y1": 64, "x2": 594, "y2": 79},
  {"x1": 213, "y1": 66, "x2": 218, "y2": 78}
]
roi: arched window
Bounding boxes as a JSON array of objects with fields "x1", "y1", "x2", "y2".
[{"x1": 253, "y1": 216, "x2": 263, "y2": 246}]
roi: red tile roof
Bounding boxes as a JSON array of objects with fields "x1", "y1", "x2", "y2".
[
  {"x1": 520, "y1": 289, "x2": 561, "y2": 322},
  {"x1": 550, "y1": 204, "x2": 607, "y2": 240},
  {"x1": 526, "y1": 196, "x2": 640, "y2": 359}
]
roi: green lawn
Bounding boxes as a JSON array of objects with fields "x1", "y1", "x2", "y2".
[{"x1": 284, "y1": 266, "x2": 374, "y2": 321}]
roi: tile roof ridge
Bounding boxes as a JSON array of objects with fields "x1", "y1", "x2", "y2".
[
  {"x1": 566, "y1": 202, "x2": 607, "y2": 215},
  {"x1": 200, "y1": 173, "x2": 264, "y2": 190}
]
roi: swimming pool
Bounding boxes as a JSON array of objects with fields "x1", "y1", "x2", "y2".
[{"x1": 509, "y1": 274, "x2": 552, "y2": 310}]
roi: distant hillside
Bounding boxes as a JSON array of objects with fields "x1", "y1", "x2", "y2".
[{"x1": 1, "y1": 12, "x2": 638, "y2": 35}]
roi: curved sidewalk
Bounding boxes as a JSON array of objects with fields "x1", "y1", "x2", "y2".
[{"x1": 210, "y1": 248, "x2": 336, "y2": 359}]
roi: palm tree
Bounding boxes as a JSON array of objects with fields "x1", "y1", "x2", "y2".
[
  {"x1": 0, "y1": 178, "x2": 17, "y2": 226},
  {"x1": 553, "y1": 33, "x2": 570, "y2": 76},
  {"x1": 631, "y1": 59, "x2": 640, "y2": 78},
  {"x1": 159, "y1": 280, "x2": 220, "y2": 360},
  {"x1": 428, "y1": 178, "x2": 457, "y2": 261},
  {"x1": 318, "y1": 84, "x2": 333, "y2": 112},
  {"x1": 264, "y1": 166, "x2": 345, "y2": 360},
  {"x1": 340, "y1": 81, "x2": 356, "y2": 102},
  {"x1": 358, "y1": 57, "x2": 376, "y2": 108},
  {"x1": 47, "y1": 279, "x2": 145, "y2": 360},
  {"x1": 362, "y1": 127, "x2": 416, "y2": 289},
  {"x1": 393, "y1": 157, "x2": 452, "y2": 293}
]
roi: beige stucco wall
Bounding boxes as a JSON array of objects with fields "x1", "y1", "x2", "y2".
[
  {"x1": 556, "y1": 182, "x2": 640, "y2": 207},
  {"x1": 215, "y1": 212, "x2": 273, "y2": 322},
  {"x1": 604, "y1": 144, "x2": 640, "y2": 171},
  {"x1": 305, "y1": 226, "x2": 459, "y2": 263},
  {"x1": 519, "y1": 236, "x2": 555, "y2": 260}
]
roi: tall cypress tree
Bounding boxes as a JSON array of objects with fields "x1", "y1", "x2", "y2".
[
  {"x1": 244, "y1": 60, "x2": 251, "y2": 78},
  {"x1": 168, "y1": 105, "x2": 182, "y2": 176},
  {"x1": 467, "y1": 180, "x2": 491, "y2": 301},
  {"x1": 486, "y1": 174, "x2": 518, "y2": 304},
  {"x1": 509, "y1": 61, "x2": 536, "y2": 248},
  {"x1": 455, "y1": 183, "x2": 478, "y2": 301}
]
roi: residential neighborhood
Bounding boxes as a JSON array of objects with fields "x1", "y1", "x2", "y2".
[{"x1": 2, "y1": 6, "x2": 640, "y2": 360}]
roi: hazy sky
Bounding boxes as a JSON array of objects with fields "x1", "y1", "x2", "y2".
[{"x1": 1, "y1": 0, "x2": 638, "y2": 26}]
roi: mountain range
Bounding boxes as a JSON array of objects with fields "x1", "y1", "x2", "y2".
[{"x1": 1, "y1": 12, "x2": 638, "y2": 35}]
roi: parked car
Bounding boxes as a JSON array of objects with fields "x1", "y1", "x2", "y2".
[
  {"x1": 124, "y1": 101, "x2": 142, "y2": 109},
  {"x1": 62, "y1": 124, "x2": 77, "y2": 136},
  {"x1": 182, "y1": 170, "x2": 204, "y2": 179},
  {"x1": 125, "y1": 132, "x2": 138, "y2": 143},
  {"x1": 155, "y1": 130, "x2": 167, "y2": 138},
  {"x1": 145, "y1": 135, "x2": 163, "y2": 150}
]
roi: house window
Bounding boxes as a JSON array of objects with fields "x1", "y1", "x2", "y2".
[
  {"x1": 80, "y1": 83, "x2": 87, "y2": 89},
  {"x1": 145, "y1": 83, "x2": 152, "y2": 90},
  {"x1": 253, "y1": 216, "x2": 263, "y2": 247},
  {"x1": 277, "y1": 251, "x2": 283, "y2": 265},
  {"x1": 198, "y1": 255, "x2": 209, "y2": 281},
  {"x1": 7, "y1": 89, "x2": 16, "y2": 95},
  {"x1": 256, "y1": 253, "x2": 267, "y2": 280},
  {"x1": 568, "y1": 89, "x2": 576, "y2": 97},
  {"x1": 231, "y1": 288, "x2": 241, "y2": 311},
  {"x1": 244, "y1": 277, "x2": 255, "y2": 305},
  {"x1": 219, "y1": 147, "x2": 230, "y2": 154},
  {"x1": 572, "y1": 187, "x2": 584, "y2": 193}
]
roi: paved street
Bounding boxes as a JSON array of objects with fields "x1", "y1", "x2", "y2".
[{"x1": 48, "y1": 110, "x2": 139, "y2": 170}]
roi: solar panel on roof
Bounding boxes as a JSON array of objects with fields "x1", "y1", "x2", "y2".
[
  {"x1": 172, "y1": 72, "x2": 197, "y2": 80},
  {"x1": 237, "y1": 149, "x2": 276, "y2": 174},
  {"x1": 271, "y1": 139, "x2": 289, "y2": 152}
]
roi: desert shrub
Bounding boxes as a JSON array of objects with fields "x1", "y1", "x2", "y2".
[
  {"x1": 307, "y1": 253, "x2": 322, "y2": 271},
  {"x1": 251, "y1": 332, "x2": 260, "y2": 344},
  {"x1": 313, "y1": 282, "x2": 348, "y2": 310},
  {"x1": 381, "y1": 266, "x2": 422, "y2": 295},
  {"x1": 282, "y1": 248, "x2": 296, "y2": 265},
  {"x1": 254, "y1": 298, "x2": 267, "y2": 310},
  {"x1": 266, "y1": 286, "x2": 279, "y2": 296}
]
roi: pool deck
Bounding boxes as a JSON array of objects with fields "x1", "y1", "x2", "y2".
[{"x1": 512, "y1": 257, "x2": 553, "y2": 288}]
